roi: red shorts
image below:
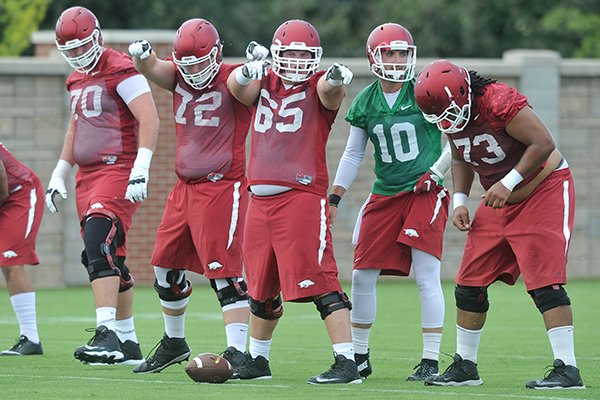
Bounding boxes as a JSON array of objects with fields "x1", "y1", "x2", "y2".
[
  {"x1": 75, "y1": 166, "x2": 139, "y2": 256},
  {"x1": 243, "y1": 190, "x2": 343, "y2": 302},
  {"x1": 354, "y1": 187, "x2": 449, "y2": 276},
  {"x1": 0, "y1": 177, "x2": 44, "y2": 267},
  {"x1": 151, "y1": 178, "x2": 248, "y2": 278},
  {"x1": 457, "y1": 168, "x2": 575, "y2": 291}
]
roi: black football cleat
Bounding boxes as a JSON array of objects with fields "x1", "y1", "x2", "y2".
[
  {"x1": 132, "y1": 334, "x2": 190, "y2": 373},
  {"x1": 525, "y1": 359, "x2": 585, "y2": 389},
  {"x1": 355, "y1": 351, "x2": 372, "y2": 378},
  {"x1": 231, "y1": 353, "x2": 272, "y2": 380},
  {"x1": 424, "y1": 354, "x2": 482, "y2": 386},
  {"x1": 116, "y1": 340, "x2": 145, "y2": 365},
  {"x1": 406, "y1": 358, "x2": 438, "y2": 381},
  {"x1": 307, "y1": 353, "x2": 362, "y2": 385},
  {"x1": 0, "y1": 335, "x2": 43, "y2": 356},
  {"x1": 221, "y1": 346, "x2": 246, "y2": 369},
  {"x1": 74, "y1": 326, "x2": 124, "y2": 364}
]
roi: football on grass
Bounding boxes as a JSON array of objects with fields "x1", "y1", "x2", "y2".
[{"x1": 184, "y1": 353, "x2": 233, "y2": 383}]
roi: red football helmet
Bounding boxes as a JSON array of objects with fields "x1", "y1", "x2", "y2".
[
  {"x1": 172, "y1": 19, "x2": 222, "y2": 90},
  {"x1": 367, "y1": 23, "x2": 416, "y2": 82},
  {"x1": 55, "y1": 7, "x2": 103, "y2": 74},
  {"x1": 270, "y1": 20, "x2": 322, "y2": 82},
  {"x1": 414, "y1": 60, "x2": 472, "y2": 134}
]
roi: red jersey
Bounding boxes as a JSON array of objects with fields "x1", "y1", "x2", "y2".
[
  {"x1": 449, "y1": 83, "x2": 540, "y2": 190},
  {"x1": 0, "y1": 143, "x2": 35, "y2": 192},
  {"x1": 248, "y1": 70, "x2": 338, "y2": 196},
  {"x1": 172, "y1": 63, "x2": 251, "y2": 182},
  {"x1": 66, "y1": 48, "x2": 141, "y2": 171}
]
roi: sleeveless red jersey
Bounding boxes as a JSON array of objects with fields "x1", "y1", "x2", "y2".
[
  {"x1": 66, "y1": 48, "x2": 141, "y2": 171},
  {"x1": 171, "y1": 63, "x2": 251, "y2": 182},
  {"x1": 248, "y1": 70, "x2": 338, "y2": 195},
  {"x1": 449, "y1": 83, "x2": 541, "y2": 190},
  {"x1": 0, "y1": 143, "x2": 35, "y2": 192}
]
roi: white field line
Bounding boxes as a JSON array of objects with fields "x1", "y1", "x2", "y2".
[{"x1": 0, "y1": 374, "x2": 591, "y2": 400}]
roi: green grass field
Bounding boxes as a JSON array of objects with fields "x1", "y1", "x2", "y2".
[{"x1": 0, "y1": 280, "x2": 598, "y2": 400}]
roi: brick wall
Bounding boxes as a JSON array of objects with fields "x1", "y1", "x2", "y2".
[{"x1": 0, "y1": 31, "x2": 598, "y2": 288}]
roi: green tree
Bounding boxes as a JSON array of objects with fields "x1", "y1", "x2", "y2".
[
  {"x1": 0, "y1": 0, "x2": 50, "y2": 56},
  {"x1": 37, "y1": 0, "x2": 600, "y2": 59}
]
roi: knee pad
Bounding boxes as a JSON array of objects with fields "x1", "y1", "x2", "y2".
[
  {"x1": 210, "y1": 278, "x2": 249, "y2": 308},
  {"x1": 314, "y1": 292, "x2": 352, "y2": 320},
  {"x1": 82, "y1": 216, "x2": 123, "y2": 282},
  {"x1": 249, "y1": 295, "x2": 283, "y2": 320},
  {"x1": 154, "y1": 269, "x2": 193, "y2": 302},
  {"x1": 455, "y1": 285, "x2": 489, "y2": 313},
  {"x1": 116, "y1": 256, "x2": 134, "y2": 293},
  {"x1": 528, "y1": 285, "x2": 571, "y2": 314}
]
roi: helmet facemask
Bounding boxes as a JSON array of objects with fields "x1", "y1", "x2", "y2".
[
  {"x1": 369, "y1": 41, "x2": 416, "y2": 83},
  {"x1": 173, "y1": 45, "x2": 221, "y2": 90},
  {"x1": 56, "y1": 29, "x2": 103, "y2": 74},
  {"x1": 422, "y1": 75, "x2": 472, "y2": 134},
  {"x1": 270, "y1": 42, "x2": 322, "y2": 83}
]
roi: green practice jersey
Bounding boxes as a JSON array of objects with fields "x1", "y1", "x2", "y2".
[{"x1": 346, "y1": 79, "x2": 443, "y2": 195}]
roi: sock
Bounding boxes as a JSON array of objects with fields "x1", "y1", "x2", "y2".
[
  {"x1": 249, "y1": 337, "x2": 271, "y2": 360},
  {"x1": 351, "y1": 326, "x2": 371, "y2": 355},
  {"x1": 96, "y1": 306, "x2": 116, "y2": 331},
  {"x1": 422, "y1": 332, "x2": 442, "y2": 361},
  {"x1": 456, "y1": 325, "x2": 482, "y2": 363},
  {"x1": 548, "y1": 325, "x2": 577, "y2": 367},
  {"x1": 164, "y1": 312, "x2": 186, "y2": 338},
  {"x1": 114, "y1": 317, "x2": 138, "y2": 343},
  {"x1": 333, "y1": 342, "x2": 355, "y2": 361},
  {"x1": 225, "y1": 322, "x2": 248, "y2": 352},
  {"x1": 10, "y1": 292, "x2": 39, "y2": 343}
]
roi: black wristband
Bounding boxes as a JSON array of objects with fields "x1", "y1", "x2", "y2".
[{"x1": 328, "y1": 194, "x2": 341, "y2": 207}]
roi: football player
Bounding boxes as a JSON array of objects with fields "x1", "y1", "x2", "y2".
[
  {"x1": 414, "y1": 59, "x2": 584, "y2": 389},
  {"x1": 329, "y1": 23, "x2": 450, "y2": 381},
  {"x1": 0, "y1": 143, "x2": 44, "y2": 356},
  {"x1": 128, "y1": 18, "x2": 266, "y2": 373},
  {"x1": 47, "y1": 6, "x2": 159, "y2": 365},
  {"x1": 226, "y1": 19, "x2": 361, "y2": 384}
]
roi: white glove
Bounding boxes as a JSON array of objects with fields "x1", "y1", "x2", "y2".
[
  {"x1": 325, "y1": 63, "x2": 353, "y2": 86},
  {"x1": 243, "y1": 60, "x2": 271, "y2": 80},
  {"x1": 125, "y1": 148, "x2": 153, "y2": 203},
  {"x1": 46, "y1": 159, "x2": 73, "y2": 214},
  {"x1": 128, "y1": 40, "x2": 152, "y2": 60},
  {"x1": 245, "y1": 41, "x2": 269, "y2": 61},
  {"x1": 235, "y1": 60, "x2": 271, "y2": 85}
]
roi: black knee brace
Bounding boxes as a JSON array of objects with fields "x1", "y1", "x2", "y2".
[
  {"x1": 154, "y1": 269, "x2": 193, "y2": 302},
  {"x1": 314, "y1": 292, "x2": 352, "y2": 320},
  {"x1": 455, "y1": 285, "x2": 489, "y2": 313},
  {"x1": 249, "y1": 295, "x2": 283, "y2": 320},
  {"x1": 528, "y1": 285, "x2": 571, "y2": 314},
  {"x1": 210, "y1": 278, "x2": 249, "y2": 307},
  {"x1": 81, "y1": 216, "x2": 123, "y2": 282}
]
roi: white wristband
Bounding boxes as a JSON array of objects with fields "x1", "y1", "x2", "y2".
[
  {"x1": 133, "y1": 147, "x2": 153, "y2": 170},
  {"x1": 453, "y1": 192, "x2": 468, "y2": 210},
  {"x1": 52, "y1": 159, "x2": 73, "y2": 179},
  {"x1": 235, "y1": 67, "x2": 252, "y2": 86},
  {"x1": 500, "y1": 168, "x2": 524, "y2": 192}
]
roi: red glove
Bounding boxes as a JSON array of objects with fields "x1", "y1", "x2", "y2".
[{"x1": 413, "y1": 171, "x2": 441, "y2": 194}]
